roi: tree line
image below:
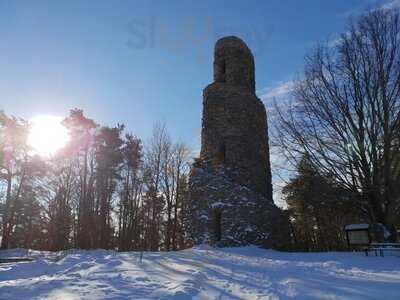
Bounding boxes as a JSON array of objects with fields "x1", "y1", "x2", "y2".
[
  {"x1": 0, "y1": 109, "x2": 191, "y2": 251},
  {"x1": 276, "y1": 9, "x2": 400, "y2": 250}
]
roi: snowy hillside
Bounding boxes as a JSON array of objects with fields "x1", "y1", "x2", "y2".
[{"x1": 0, "y1": 246, "x2": 399, "y2": 300}]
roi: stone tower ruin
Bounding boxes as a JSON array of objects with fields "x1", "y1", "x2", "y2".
[{"x1": 188, "y1": 36, "x2": 288, "y2": 247}]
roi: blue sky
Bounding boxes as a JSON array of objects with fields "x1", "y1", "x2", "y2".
[{"x1": 1, "y1": 0, "x2": 397, "y2": 203}]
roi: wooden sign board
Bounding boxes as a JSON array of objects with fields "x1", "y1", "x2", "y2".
[
  {"x1": 347, "y1": 230, "x2": 369, "y2": 245},
  {"x1": 345, "y1": 224, "x2": 370, "y2": 246}
]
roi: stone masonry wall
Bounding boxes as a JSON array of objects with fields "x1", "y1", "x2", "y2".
[{"x1": 188, "y1": 36, "x2": 288, "y2": 247}]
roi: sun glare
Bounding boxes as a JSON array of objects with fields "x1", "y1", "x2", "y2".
[{"x1": 28, "y1": 115, "x2": 69, "y2": 156}]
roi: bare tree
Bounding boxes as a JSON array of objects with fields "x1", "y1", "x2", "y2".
[
  {"x1": 142, "y1": 123, "x2": 191, "y2": 251},
  {"x1": 275, "y1": 9, "x2": 400, "y2": 234},
  {"x1": 142, "y1": 122, "x2": 169, "y2": 250},
  {"x1": 161, "y1": 142, "x2": 190, "y2": 250}
]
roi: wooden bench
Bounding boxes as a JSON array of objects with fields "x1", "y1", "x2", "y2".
[{"x1": 364, "y1": 243, "x2": 400, "y2": 257}]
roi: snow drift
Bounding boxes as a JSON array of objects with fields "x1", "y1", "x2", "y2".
[{"x1": 0, "y1": 246, "x2": 399, "y2": 299}]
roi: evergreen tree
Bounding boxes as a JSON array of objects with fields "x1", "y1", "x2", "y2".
[{"x1": 283, "y1": 157, "x2": 361, "y2": 251}]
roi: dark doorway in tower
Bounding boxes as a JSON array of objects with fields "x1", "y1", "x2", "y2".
[
  {"x1": 213, "y1": 210, "x2": 222, "y2": 241},
  {"x1": 217, "y1": 143, "x2": 226, "y2": 165}
]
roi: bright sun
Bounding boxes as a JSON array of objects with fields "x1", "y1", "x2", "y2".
[{"x1": 28, "y1": 115, "x2": 69, "y2": 156}]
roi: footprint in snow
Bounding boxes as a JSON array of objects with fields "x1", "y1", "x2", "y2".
[{"x1": 135, "y1": 276, "x2": 151, "y2": 282}]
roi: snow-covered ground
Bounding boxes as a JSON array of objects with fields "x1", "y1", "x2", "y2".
[{"x1": 0, "y1": 246, "x2": 399, "y2": 300}]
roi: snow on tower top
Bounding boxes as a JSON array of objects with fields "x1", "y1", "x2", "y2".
[{"x1": 213, "y1": 36, "x2": 255, "y2": 93}]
